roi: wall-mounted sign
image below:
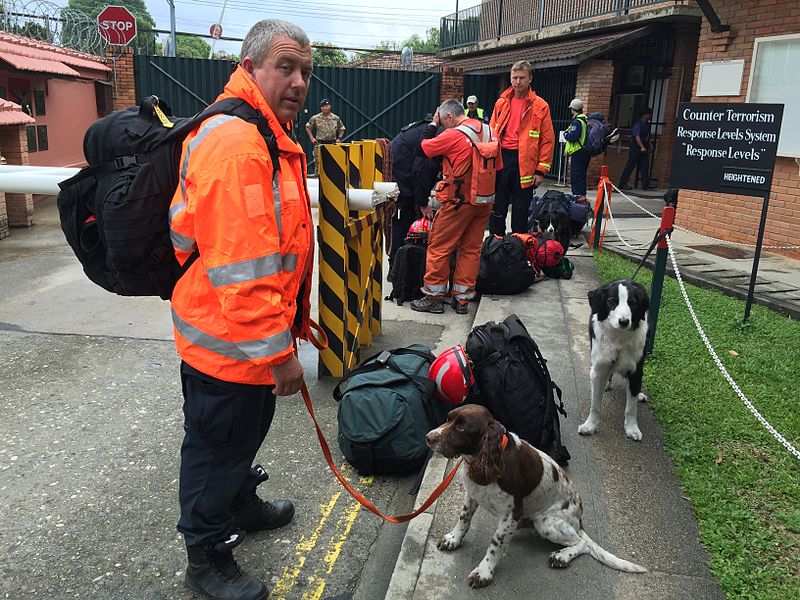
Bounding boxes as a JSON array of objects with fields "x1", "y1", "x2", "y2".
[
  {"x1": 696, "y1": 60, "x2": 744, "y2": 97},
  {"x1": 670, "y1": 102, "x2": 783, "y2": 197}
]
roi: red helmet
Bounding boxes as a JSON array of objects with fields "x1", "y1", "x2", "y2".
[
  {"x1": 428, "y1": 345, "x2": 474, "y2": 406},
  {"x1": 536, "y1": 239, "x2": 564, "y2": 268},
  {"x1": 406, "y1": 217, "x2": 432, "y2": 243}
]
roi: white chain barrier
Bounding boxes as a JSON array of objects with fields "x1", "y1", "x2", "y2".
[
  {"x1": 665, "y1": 235, "x2": 800, "y2": 460},
  {"x1": 609, "y1": 182, "x2": 800, "y2": 250},
  {"x1": 601, "y1": 183, "x2": 652, "y2": 251}
]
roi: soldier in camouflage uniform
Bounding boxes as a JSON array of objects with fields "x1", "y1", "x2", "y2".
[{"x1": 306, "y1": 99, "x2": 345, "y2": 145}]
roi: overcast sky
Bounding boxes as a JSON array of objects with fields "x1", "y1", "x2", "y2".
[{"x1": 143, "y1": 0, "x2": 477, "y2": 55}]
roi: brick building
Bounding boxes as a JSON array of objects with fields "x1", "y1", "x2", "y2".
[
  {"x1": 438, "y1": 0, "x2": 798, "y2": 257},
  {"x1": 0, "y1": 32, "x2": 111, "y2": 237},
  {"x1": 676, "y1": 0, "x2": 800, "y2": 257}
]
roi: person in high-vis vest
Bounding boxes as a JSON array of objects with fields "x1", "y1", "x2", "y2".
[
  {"x1": 169, "y1": 19, "x2": 314, "y2": 600},
  {"x1": 410, "y1": 99, "x2": 501, "y2": 315},
  {"x1": 564, "y1": 98, "x2": 592, "y2": 201},
  {"x1": 466, "y1": 95, "x2": 487, "y2": 123},
  {"x1": 489, "y1": 60, "x2": 555, "y2": 236}
]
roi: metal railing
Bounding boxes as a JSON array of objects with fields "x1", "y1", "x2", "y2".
[{"x1": 441, "y1": 0, "x2": 680, "y2": 50}]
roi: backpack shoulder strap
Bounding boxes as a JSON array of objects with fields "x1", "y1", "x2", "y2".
[{"x1": 192, "y1": 98, "x2": 280, "y2": 173}]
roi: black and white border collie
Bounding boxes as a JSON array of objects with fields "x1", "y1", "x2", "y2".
[{"x1": 579, "y1": 280, "x2": 650, "y2": 441}]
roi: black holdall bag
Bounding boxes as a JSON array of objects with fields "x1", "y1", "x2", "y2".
[
  {"x1": 57, "y1": 95, "x2": 280, "y2": 300},
  {"x1": 475, "y1": 234, "x2": 537, "y2": 295},
  {"x1": 465, "y1": 314, "x2": 570, "y2": 466},
  {"x1": 387, "y1": 242, "x2": 427, "y2": 305},
  {"x1": 334, "y1": 345, "x2": 448, "y2": 476}
]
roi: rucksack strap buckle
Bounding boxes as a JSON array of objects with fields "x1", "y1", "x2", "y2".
[
  {"x1": 114, "y1": 155, "x2": 139, "y2": 170},
  {"x1": 376, "y1": 350, "x2": 392, "y2": 364}
]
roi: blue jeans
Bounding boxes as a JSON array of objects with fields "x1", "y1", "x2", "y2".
[
  {"x1": 178, "y1": 362, "x2": 276, "y2": 547},
  {"x1": 570, "y1": 150, "x2": 592, "y2": 197}
]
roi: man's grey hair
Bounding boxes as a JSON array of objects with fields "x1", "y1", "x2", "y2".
[
  {"x1": 511, "y1": 60, "x2": 533, "y2": 76},
  {"x1": 241, "y1": 19, "x2": 310, "y2": 66},
  {"x1": 438, "y1": 99, "x2": 465, "y2": 118}
]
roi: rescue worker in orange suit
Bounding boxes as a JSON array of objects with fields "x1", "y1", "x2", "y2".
[
  {"x1": 489, "y1": 60, "x2": 555, "y2": 235},
  {"x1": 168, "y1": 19, "x2": 314, "y2": 600},
  {"x1": 410, "y1": 99, "x2": 501, "y2": 315}
]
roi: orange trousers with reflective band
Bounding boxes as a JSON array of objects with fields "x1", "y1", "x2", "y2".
[{"x1": 422, "y1": 201, "x2": 492, "y2": 303}]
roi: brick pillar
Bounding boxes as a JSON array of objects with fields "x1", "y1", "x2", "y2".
[
  {"x1": 649, "y1": 23, "x2": 700, "y2": 187},
  {"x1": 0, "y1": 125, "x2": 33, "y2": 227},
  {"x1": 108, "y1": 46, "x2": 136, "y2": 111},
  {"x1": 0, "y1": 192, "x2": 8, "y2": 239},
  {"x1": 574, "y1": 59, "x2": 613, "y2": 190},
  {"x1": 440, "y1": 67, "x2": 465, "y2": 104}
]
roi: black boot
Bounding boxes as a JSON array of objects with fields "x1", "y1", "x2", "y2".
[
  {"x1": 232, "y1": 466, "x2": 295, "y2": 532},
  {"x1": 185, "y1": 533, "x2": 268, "y2": 600}
]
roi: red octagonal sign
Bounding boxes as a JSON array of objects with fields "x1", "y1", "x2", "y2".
[{"x1": 98, "y1": 5, "x2": 137, "y2": 46}]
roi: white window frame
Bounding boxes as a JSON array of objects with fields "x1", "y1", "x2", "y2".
[{"x1": 747, "y1": 33, "x2": 800, "y2": 158}]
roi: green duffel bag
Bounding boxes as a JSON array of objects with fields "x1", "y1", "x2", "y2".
[{"x1": 335, "y1": 345, "x2": 448, "y2": 476}]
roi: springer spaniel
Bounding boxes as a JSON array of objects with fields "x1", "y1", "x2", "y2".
[
  {"x1": 426, "y1": 404, "x2": 647, "y2": 588},
  {"x1": 579, "y1": 279, "x2": 650, "y2": 441}
]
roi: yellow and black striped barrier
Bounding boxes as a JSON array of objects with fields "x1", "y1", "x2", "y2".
[{"x1": 317, "y1": 141, "x2": 389, "y2": 378}]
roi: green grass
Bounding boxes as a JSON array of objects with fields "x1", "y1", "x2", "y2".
[{"x1": 594, "y1": 250, "x2": 800, "y2": 600}]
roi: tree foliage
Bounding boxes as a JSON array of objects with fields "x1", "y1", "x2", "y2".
[
  {"x1": 376, "y1": 28, "x2": 440, "y2": 53},
  {"x1": 176, "y1": 34, "x2": 211, "y2": 59},
  {"x1": 312, "y1": 42, "x2": 348, "y2": 67},
  {"x1": 66, "y1": 0, "x2": 157, "y2": 54}
]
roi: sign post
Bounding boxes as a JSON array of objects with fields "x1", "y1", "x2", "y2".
[
  {"x1": 97, "y1": 5, "x2": 138, "y2": 46},
  {"x1": 670, "y1": 102, "x2": 783, "y2": 321}
]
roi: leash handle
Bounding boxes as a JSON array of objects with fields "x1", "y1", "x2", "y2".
[{"x1": 300, "y1": 382, "x2": 461, "y2": 523}]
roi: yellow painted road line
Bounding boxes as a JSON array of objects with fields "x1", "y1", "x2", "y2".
[
  {"x1": 272, "y1": 463, "x2": 355, "y2": 599},
  {"x1": 300, "y1": 474, "x2": 374, "y2": 600}
]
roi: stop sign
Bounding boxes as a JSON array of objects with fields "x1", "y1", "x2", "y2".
[{"x1": 97, "y1": 5, "x2": 137, "y2": 46}]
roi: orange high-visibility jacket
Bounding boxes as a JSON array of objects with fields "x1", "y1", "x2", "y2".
[
  {"x1": 169, "y1": 67, "x2": 314, "y2": 385},
  {"x1": 490, "y1": 87, "x2": 555, "y2": 188}
]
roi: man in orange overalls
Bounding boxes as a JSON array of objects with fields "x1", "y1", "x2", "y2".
[{"x1": 410, "y1": 99, "x2": 500, "y2": 315}]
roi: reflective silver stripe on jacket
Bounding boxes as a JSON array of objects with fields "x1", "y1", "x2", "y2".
[
  {"x1": 171, "y1": 229, "x2": 197, "y2": 253},
  {"x1": 172, "y1": 308, "x2": 293, "y2": 361},
  {"x1": 179, "y1": 115, "x2": 238, "y2": 200},
  {"x1": 423, "y1": 283, "x2": 448, "y2": 295},
  {"x1": 206, "y1": 252, "x2": 298, "y2": 287}
]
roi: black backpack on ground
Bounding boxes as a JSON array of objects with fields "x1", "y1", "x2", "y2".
[
  {"x1": 529, "y1": 189, "x2": 589, "y2": 239},
  {"x1": 334, "y1": 345, "x2": 448, "y2": 476},
  {"x1": 475, "y1": 235, "x2": 537, "y2": 295},
  {"x1": 387, "y1": 242, "x2": 426, "y2": 305},
  {"x1": 465, "y1": 314, "x2": 570, "y2": 466},
  {"x1": 57, "y1": 95, "x2": 280, "y2": 300}
]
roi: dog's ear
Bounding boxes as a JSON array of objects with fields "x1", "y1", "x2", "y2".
[
  {"x1": 588, "y1": 287, "x2": 604, "y2": 315},
  {"x1": 631, "y1": 284, "x2": 650, "y2": 326},
  {"x1": 468, "y1": 420, "x2": 505, "y2": 486}
]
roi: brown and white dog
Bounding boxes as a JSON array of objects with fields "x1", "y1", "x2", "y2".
[{"x1": 426, "y1": 404, "x2": 647, "y2": 588}]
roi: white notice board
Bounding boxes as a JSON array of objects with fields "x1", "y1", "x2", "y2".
[{"x1": 697, "y1": 60, "x2": 745, "y2": 97}]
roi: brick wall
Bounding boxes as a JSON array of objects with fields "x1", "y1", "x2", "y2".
[
  {"x1": 677, "y1": 0, "x2": 800, "y2": 258},
  {"x1": 574, "y1": 59, "x2": 614, "y2": 189},
  {"x1": 109, "y1": 47, "x2": 136, "y2": 111},
  {"x1": 0, "y1": 193, "x2": 8, "y2": 239},
  {"x1": 0, "y1": 125, "x2": 33, "y2": 227},
  {"x1": 440, "y1": 67, "x2": 465, "y2": 103}
]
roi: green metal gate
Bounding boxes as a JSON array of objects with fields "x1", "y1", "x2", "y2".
[{"x1": 134, "y1": 56, "x2": 441, "y2": 160}]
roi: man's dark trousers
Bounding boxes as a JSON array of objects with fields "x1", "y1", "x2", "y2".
[
  {"x1": 570, "y1": 149, "x2": 592, "y2": 197},
  {"x1": 178, "y1": 362, "x2": 277, "y2": 547},
  {"x1": 489, "y1": 148, "x2": 534, "y2": 236},
  {"x1": 619, "y1": 146, "x2": 650, "y2": 187},
  {"x1": 389, "y1": 195, "x2": 418, "y2": 267}
]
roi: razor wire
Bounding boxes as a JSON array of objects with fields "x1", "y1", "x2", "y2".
[
  {"x1": 665, "y1": 234, "x2": 800, "y2": 460},
  {"x1": 609, "y1": 182, "x2": 800, "y2": 251}
]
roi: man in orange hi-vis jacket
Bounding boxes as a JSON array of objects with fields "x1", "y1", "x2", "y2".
[
  {"x1": 168, "y1": 19, "x2": 314, "y2": 600},
  {"x1": 489, "y1": 60, "x2": 555, "y2": 236},
  {"x1": 410, "y1": 99, "x2": 500, "y2": 315}
]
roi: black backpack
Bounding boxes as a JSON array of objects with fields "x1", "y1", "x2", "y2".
[
  {"x1": 465, "y1": 314, "x2": 570, "y2": 466},
  {"x1": 334, "y1": 345, "x2": 447, "y2": 475},
  {"x1": 476, "y1": 234, "x2": 537, "y2": 295},
  {"x1": 387, "y1": 242, "x2": 427, "y2": 305},
  {"x1": 529, "y1": 189, "x2": 586, "y2": 240},
  {"x1": 57, "y1": 95, "x2": 280, "y2": 300}
]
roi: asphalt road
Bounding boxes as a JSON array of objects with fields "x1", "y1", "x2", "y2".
[{"x1": 0, "y1": 197, "x2": 450, "y2": 600}]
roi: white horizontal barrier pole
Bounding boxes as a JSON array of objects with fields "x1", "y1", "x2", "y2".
[{"x1": 0, "y1": 167, "x2": 399, "y2": 210}]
